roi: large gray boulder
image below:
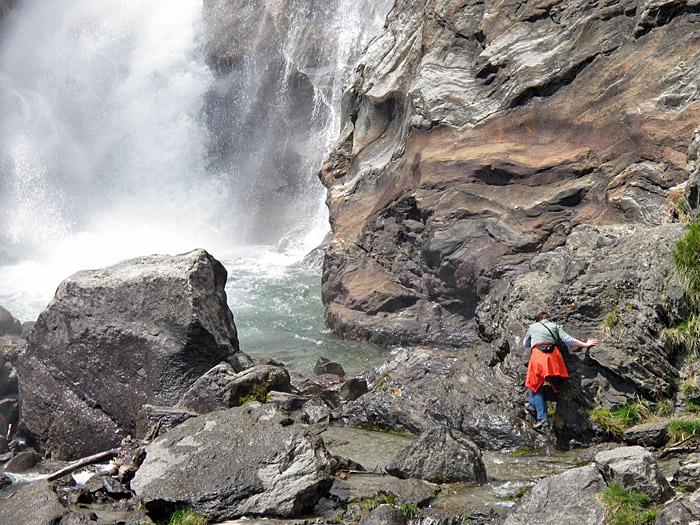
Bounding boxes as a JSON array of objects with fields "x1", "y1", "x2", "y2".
[
  {"x1": 16, "y1": 249, "x2": 241, "y2": 459},
  {"x1": 502, "y1": 464, "x2": 606, "y2": 525},
  {"x1": 595, "y1": 446, "x2": 674, "y2": 503},
  {"x1": 130, "y1": 402, "x2": 333, "y2": 521},
  {"x1": 385, "y1": 426, "x2": 486, "y2": 484},
  {"x1": 0, "y1": 480, "x2": 68, "y2": 525}
]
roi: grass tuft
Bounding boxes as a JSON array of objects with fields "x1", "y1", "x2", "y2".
[
  {"x1": 589, "y1": 398, "x2": 673, "y2": 437},
  {"x1": 599, "y1": 482, "x2": 656, "y2": 525}
]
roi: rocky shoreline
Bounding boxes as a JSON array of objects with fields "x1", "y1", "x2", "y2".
[{"x1": 0, "y1": 247, "x2": 700, "y2": 524}]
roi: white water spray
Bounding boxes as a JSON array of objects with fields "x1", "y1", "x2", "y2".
[{"x1": 0, "y1": 0, "x2": 392, "y2": 321}]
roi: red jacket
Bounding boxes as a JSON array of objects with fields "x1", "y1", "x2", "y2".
[{"x1": 525, "y1": 343, "x2": 569, "y2": 393}]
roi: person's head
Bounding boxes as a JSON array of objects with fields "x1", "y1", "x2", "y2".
[{"x1": 536, "y1": 312, "x2": 551, "y2": 322}]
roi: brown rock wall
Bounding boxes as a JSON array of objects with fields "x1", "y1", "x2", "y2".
[{"x1": 320, "y1": 0, "x2": 700, "y2": 346}]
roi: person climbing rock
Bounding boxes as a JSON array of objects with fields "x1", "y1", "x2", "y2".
[{"x1": 523, "y1": 312, "x2": 598, "y2": 430}]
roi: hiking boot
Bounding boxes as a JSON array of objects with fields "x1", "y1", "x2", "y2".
[
  {"x1": 533, "y1": 419, "x2": 549, "y2": 431},
  {"x1": 525, "y1": 403, "x2": 536, "y2": 416}
]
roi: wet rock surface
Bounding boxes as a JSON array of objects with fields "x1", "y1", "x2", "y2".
[
  {"x1": 502, "y1": 464, "x2": 606, "y2": 524},
  {"x1": 15, "y1": 249, "x2": 241, "y2": 460},
  {"x1": 0, "y1": 480, "x2": 68, "y2": 525},
  {"x1": 131, "y1": 402, "x2": 333, "y2": 521},
  {"x1": 385, "y1": 426, "x2": 487, "y2": 484}
]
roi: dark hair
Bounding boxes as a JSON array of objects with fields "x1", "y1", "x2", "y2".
[{"x1": 536, "y1": 312, "x2": 551, "y2": 322}]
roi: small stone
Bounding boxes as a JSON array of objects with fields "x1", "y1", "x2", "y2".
[{"x1": 314, "y1": 357, "x2": 345, "y2": 377}]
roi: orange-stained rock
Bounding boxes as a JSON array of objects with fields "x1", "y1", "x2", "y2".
[{"x1": 319, "y1": 0, "x2": 700, "y2": 346}]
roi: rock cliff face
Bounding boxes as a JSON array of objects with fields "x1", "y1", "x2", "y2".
[
  {"x1": 319, "y1": 0, "x2": 700, "y2": 444},
  {"x1": 320, "y1": 0, "x2": 700, "y2": 349}
]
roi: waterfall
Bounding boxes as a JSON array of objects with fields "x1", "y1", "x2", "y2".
[{"x1": 0, "y1": 0, "x2": 392, "y2": 321}]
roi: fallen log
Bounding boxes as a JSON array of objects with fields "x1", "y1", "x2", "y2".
[
  {"x1": 656, "y1": 429, "x2": 698, "y2": 459},
  {"x1": 46, "y1": 447, "x2": 120, "y2": 481},
  {"x1": 45, "y1": 419, "x2": 163, "y2": 482}
]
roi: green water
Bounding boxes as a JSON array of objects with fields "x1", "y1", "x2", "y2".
[{"x1": 222, "y1": 251, "x2": 391, "y2": 376}]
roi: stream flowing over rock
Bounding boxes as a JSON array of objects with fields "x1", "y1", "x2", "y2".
[
  {"x1": 15, "y1": 249, "x2": 242, "y2": 460},
  {"x1": 131, "y1": 402, "x2": 334, "y2": 522}
]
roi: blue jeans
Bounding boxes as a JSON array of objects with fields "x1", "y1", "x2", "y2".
[{"x1": 529, "y1": 386, "x2": 547, "y2": 420}]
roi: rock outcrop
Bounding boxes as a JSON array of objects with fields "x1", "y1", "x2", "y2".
[
  {"x1": 16, "y1": 249, "x2": 242, "y2": 459},
  {"x1": 339, "y1": 347, "x2": 549, "y2": 451},
  {"x1": 596, "y1": 445, "x2": 674, "y2": 503},
  {"x1": 131, "y1": 402, "x2": 334, "y2": 521},
  {"x1": 319, "y1": 0, "x2": 700, "y2": 352}
]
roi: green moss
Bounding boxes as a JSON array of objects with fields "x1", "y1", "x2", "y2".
[
  {"x1": 238, "y1": 382, "x2": 269, "y2": 405},
  {"x1": 360, "y1": 497, "x2": 378, "y2": 512},
  {"x1": 599, "y1": 482, "x2": 655, "y2": 525},
  {"x1": 349, "y1": 422, "x2": 413, "y2": 436},
  {"x1": 510, "y1": 446, "x2": 543, "y2": 456},
  {"x1": 501, "y1": 486, "x2": 531, "y2": 501},
  {"x1": 382, "y1": 492, "x2": 396, "y2": 505}
]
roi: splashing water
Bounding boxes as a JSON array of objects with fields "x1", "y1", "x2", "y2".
[{"x1": 0, "y1": 0, "x2": 392, "y2": 357}]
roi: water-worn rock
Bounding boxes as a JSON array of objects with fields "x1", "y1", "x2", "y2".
[
  {"x1": 135, "y1": 404, "x2": 198, "y2": 438},
  {"x1": 0, "y1": 305, "x2": 21, "y2": 336},
  {"x1": 266, "y1": 391, "x2": 308, "y2": 412},
  {"x1": 329, "y1": 473, "x2": 435, "y2": 507},
  {"x1": 359, "y1": 505, "x2": 406, "y2": 525},
  {"x1": 131, "y1": 402, "x2": 333, "y2": 521},
  {"x1": 623, "y1": 420, "x2": 669, "y2": 448},
  {"x1": 477, "y1": 223, "x2": 686, "y2": 445},
  {"x1": 502, "y1": 464, "x2": 606, "y2": 524},
  {"x1": 672, "y1": 453, "x2": 700, "y2": 492},
  {"x1": 654, "y1": 500, "x2": 698, "y2": 525},
  {"x1": 320, "y1": 0, "x2": 700, "y2": 348},
  {"x1": 0, "y1": 480, "x2": 68, "y2": 524},
  {"x1": 4, "y1": 448, "x2": 41, "y2": 472},
  {"x1": 385, "y1": 426, "x2": 486, "y2": 484},
  {"x1": 300, "y1": 396, "x2": 332, "y2": 425},
  {"x1": 314, "y1": 357, "x2": 346, "y2": 377},
  {"x1": 15, "y1": 249, "x2": 241, "y2": 460},
  {"x1": 595, "y1": 446, "x2": 674, "y2": 502},
  {"x1": 177, "y1": 363, "x2": 290, "y2": 413}
]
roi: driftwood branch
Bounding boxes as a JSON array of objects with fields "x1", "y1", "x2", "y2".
[
  {"x1": 46, "y1": 447, "x2": 120, "y2": 481},
  {"x1": 656, "y1": 429, "x2": 698, "y2": 459},
  {"x1": 45, "y1": 419, "x2": 162, "y2": 482}
]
